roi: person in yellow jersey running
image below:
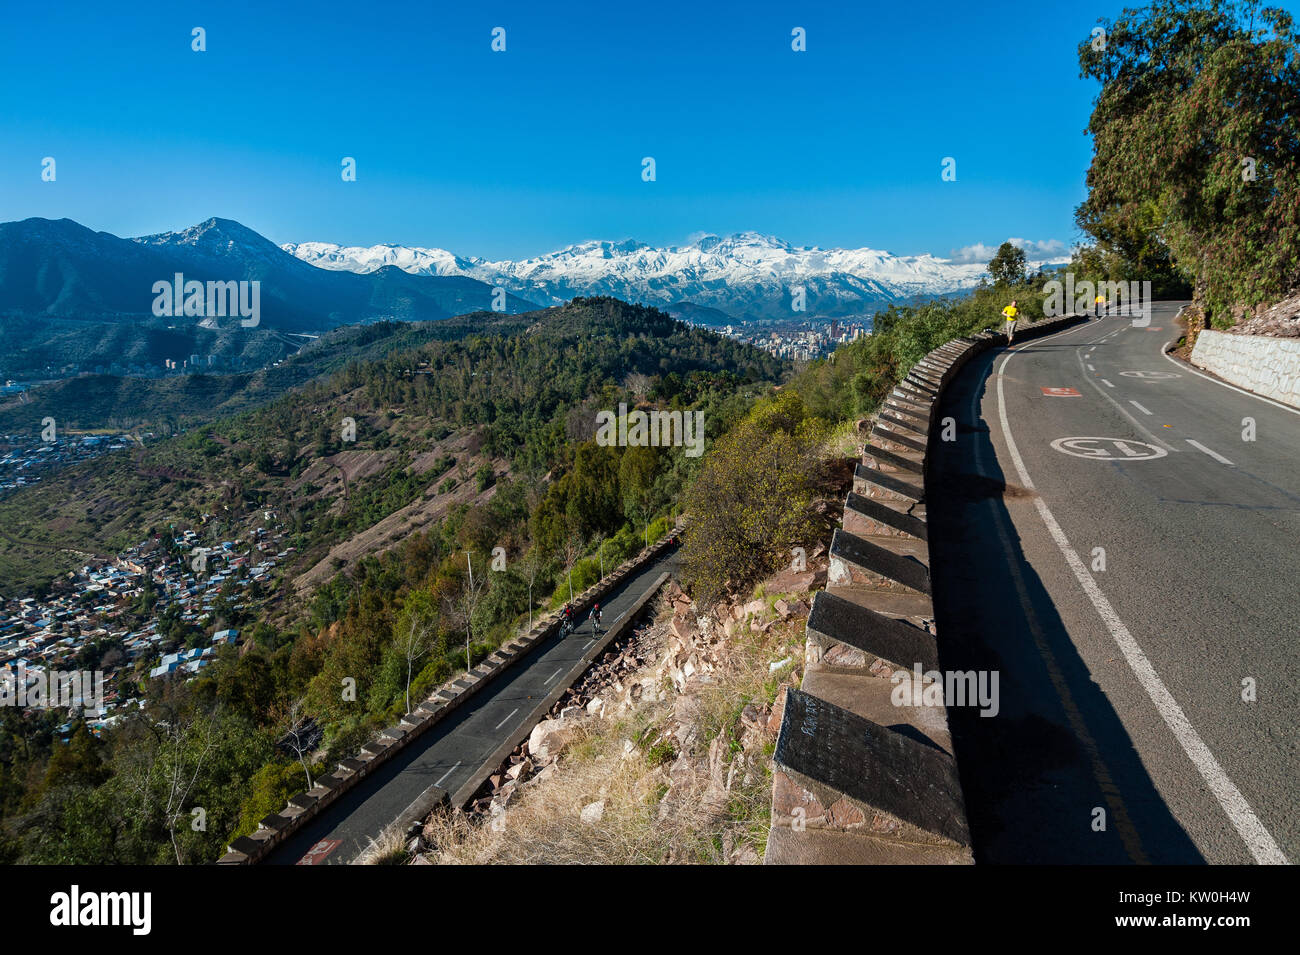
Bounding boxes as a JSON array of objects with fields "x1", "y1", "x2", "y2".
[
  {"x1": 1094, "y1": 292, "x2": 1106, "y2": 318},
  {"x1": 1002, "y1": 300, "x2": 1019, "y2": 343}
]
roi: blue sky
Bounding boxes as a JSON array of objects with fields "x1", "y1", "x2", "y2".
[{"x1": 3, "y1": 0, "x2": 1282, "y2": 260}]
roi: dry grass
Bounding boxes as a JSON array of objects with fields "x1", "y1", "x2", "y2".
[
  {"x1": 413, "y1": 598, "x2": 806, "y2": 866},
  {"x1": 418, "y1": 710, "x2": 713, "y2": 865},
  {"x1": 355, "y1": 824, "x2": 411, "y2": 865}
]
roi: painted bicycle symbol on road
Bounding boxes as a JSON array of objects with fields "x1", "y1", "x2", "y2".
[
  {"x1": 1050, "y1": 437, "x2": 1168, "y2": 460},
  {"x1": 1119, "y1": 370, "x2": 1180, "y2": 379}
]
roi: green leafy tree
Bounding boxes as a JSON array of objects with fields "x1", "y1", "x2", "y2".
[
  {"x1": 41, "y1": 722, "x2": 109, "y2": 791},
  {"x1": 1077, "y1": 0, "x2": 1300, "y2": 323},
  {"x1": 987, "y1": 242, "x2": 1027, "y2": 286},
  {"x1": 618, "y1": 444, "x2": 659, "y2": 524}
]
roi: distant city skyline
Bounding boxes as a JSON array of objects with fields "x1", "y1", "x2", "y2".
[{"x1": 7, "y1": 0, "x2": 1296, "y2": 261}]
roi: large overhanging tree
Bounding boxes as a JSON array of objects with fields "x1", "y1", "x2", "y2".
[{"x1": 1077, "y1": 0, "x2": 1300, "y2": 324}]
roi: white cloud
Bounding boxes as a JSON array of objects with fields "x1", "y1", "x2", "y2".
[
  {"x1": 949, "y1": 238, "x2": 1069, "y2": 264},
  {"x1": 1008, "y1": 237, "x2": 1069, "y2": 260},
  {"x1": 948, "y1": 242, "x2": 999, "y2": 264}
]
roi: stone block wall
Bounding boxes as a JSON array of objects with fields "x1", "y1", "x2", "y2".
[{"x1": 1190, "y1": 330, "x2": 1300, "y2": 408}]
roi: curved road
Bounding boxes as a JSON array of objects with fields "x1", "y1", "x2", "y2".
[
  {"x1": 930, "y1": 303, "x2": 1298, "y2": 864},
  {"x1": 264, "y1": 545, "x2": 680, "y2": 865}
]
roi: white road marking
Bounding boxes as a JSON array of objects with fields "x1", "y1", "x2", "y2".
[
  {"x1": 1186, "y1": 439, "x2": 1235, "y2": 465},
  {"x1": 1074, "y1": 346, "x2": 1178, "y2": 451},
  {"x1": 1051, "y1": 437, "x2": 1167, "y2": 461},
  {"x1": 977, "y1": 371, "x2": 1147, "y2": 862},
  {"x1": 997, "y1": 342, "x2": 1286, "y2": 865},
  {"x1": 433, "y1": 760, "x2": 462, "y2": 788},
  {"x1": 493, "y1": 707, "x2": 519, "y2": 730},
  {"x1": 1129, "y1": 400, "x2": 1153, "y2": 416},
  {"x1": 1100, "y1": 378, "x2": 1115, "y2": 388},
  {"x1": 1087, "y1": 363, "x2": 1096, "y2": 371},
  {"x1": 543, "y1": 667, "x2": 562, "y2": 685}
]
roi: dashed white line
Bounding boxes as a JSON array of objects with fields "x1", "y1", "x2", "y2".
[
  {"x1": 1100, "y1": 378, "x2": 1115, "y2": 388},
  {"x1": 433, "y1": 760, "x2": 462, "y2": 788},
  {"x1": 1129, "y1": 400, "x2": 1153, "y2": 416},
  {"x1": 997, "y1": 341, "x2": 1285, "y2": 865},
  {"x1": 1075, "y1": 345, "x2": 1178, "y2": 451},
  {"x1": 543, "y1": 667, "x2": 563, "y2": 685},
  {"x1": 1186, "y1": 439, "x2": 1235, "y2": 465},
  {"x1": 493, "y1": 707, "x2": 519, "y2": 730},
  {"x1": 1087, "y1": 363, "x2": 1096, "y2": 371}
]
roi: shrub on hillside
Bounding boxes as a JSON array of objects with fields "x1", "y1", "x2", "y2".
[{"x1": 678, "y1": 391, "x2": 827, "y2": 604}]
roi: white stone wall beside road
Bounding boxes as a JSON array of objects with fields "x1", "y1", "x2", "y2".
[{"x1": 1191, "y1": 330, "x2": 1300, "y2": 408}]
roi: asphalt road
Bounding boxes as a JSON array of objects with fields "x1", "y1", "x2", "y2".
[
  {"x1": 929, "y1": 303, "x2": 1298, "y2": 864},
  {"x1": 264, "y1": 545, "x2": 680, "y2": 865}
]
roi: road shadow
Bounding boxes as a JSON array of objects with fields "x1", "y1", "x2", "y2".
[{"x1": 927, "y1": 351, "x2": 1204, "y2": 864}]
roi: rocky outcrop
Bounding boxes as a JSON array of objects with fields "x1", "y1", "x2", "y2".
[
  {"x1": 430, "y1": 562, "x2": 827, "y2": 864},
  {"x1": 1226, "y1": 289, "x2": 1300, "y2": 337}
]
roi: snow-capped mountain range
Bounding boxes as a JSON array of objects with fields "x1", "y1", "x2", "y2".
[{"x1": 283, "y1": 232, "x2": 1069, "y2": 321}]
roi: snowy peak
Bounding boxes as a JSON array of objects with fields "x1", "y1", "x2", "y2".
[
  {"x1": 283, "y1": 232, "x2": 1068, "y2": 320},
  {"x1": 137, "y1": 217, "x2": 276, "y2": 252},
  {"x1": 279, "y1": 240, "x2": 486, "y2": 277}
]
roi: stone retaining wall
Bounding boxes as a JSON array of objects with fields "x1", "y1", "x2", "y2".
[
  {"x1": 764, "y1": 314, "x2": 1085, "y2": 865},
  {"x1": 1190, "y1": 329, "x2": 1300, "y2": 408}
]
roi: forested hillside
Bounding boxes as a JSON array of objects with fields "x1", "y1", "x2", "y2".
[
  {"x1": 0, "y1": 298, "x2": 779, "y2": 592},
  {"x1": 0, "y1": 297, "x2": 783, "y2": 863},
  {"x1": 0, "y1": 320, "x2": 446, "y2": 434}
]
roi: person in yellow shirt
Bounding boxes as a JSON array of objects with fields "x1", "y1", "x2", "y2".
[
  {"x1": 1094, "y1": 292, "x2": 1106, "y2": 318},
  {"x1": 1002, "y1": 300, "x2": 1019, "y2": 343}
]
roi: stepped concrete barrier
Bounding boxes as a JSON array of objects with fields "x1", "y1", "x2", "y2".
[
  {"x1": 218, "y1": 519, "x2": 686, "y2": 865},
  {"x1": 765, "y1": 314, "x2": 1085, "y2": 865},
  {"x1": 843, "y1": 491, "x2": 927, "y2": 540},
  {"x1": 1189, "y1": 329, "x2": 1300, "y2": 408}
]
